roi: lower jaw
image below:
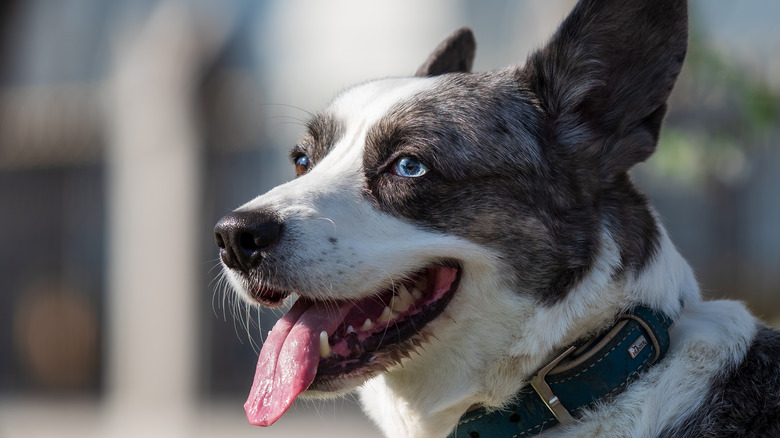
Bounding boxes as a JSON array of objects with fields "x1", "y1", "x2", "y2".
[
  {"x1": 304, "y1": 374, "x2": 372, "y2": 395},
  {"x1": 308, "y1": 342, "x2": 413, "y2": 393}
]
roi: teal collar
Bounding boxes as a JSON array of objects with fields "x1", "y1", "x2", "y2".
[{"x1": 449, "y1": 306, "x2": 674, "y2": 438}]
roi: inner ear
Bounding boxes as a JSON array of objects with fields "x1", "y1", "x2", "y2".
[{"x1": 415, "y1": 27, "x2": 476, "y2": 77}]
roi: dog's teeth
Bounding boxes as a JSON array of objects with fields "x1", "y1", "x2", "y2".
[
  {"x1": 347, "y1": 325, "x2": 355, "y2": 334},
  {"x1": 319, "y1": 331, "x2": 331, "y2": 358},
  {"x1": 391, "y1": 285, "x2": 413, "y2": 312},
  {"x1": 378, "y1": 306, "x2": 394, "y2": 323},
  {"x1": 390, "y1": 300, "x2": 409, "y2": 312},
  {"x1": 361, "y1": 318, "x2": 374, "y2": 331},
  {"x1": 410, "y1": 287, "x2": 423, "y2": 300}
]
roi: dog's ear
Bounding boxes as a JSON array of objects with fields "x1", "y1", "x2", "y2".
[
  {"x1": 524, "y1": 0, "x2": 687, "y2": 179},
  {"x1": 415, "y1": 27, "x2": 476, "y2": 77}
]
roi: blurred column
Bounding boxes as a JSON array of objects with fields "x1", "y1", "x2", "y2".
[{"x1": 104, "y1": 3, "x2": 211, "y2": 436}]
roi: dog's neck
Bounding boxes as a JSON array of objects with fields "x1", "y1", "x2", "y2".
[{"x1": 449, "y1": 305, "x2": 676, "y2": 438}]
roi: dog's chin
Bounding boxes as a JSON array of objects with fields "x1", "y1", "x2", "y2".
[{"x1": 251, "y1": 262, "x2": 462, "y2": 395}]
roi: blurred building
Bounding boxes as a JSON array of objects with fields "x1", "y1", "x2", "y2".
[{"x1": 0, "y1": 0, "x2": 778, "y2": 437}]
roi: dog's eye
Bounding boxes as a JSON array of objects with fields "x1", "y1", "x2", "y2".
[
  {"x1": 392, "y1": 157, "x2": 428, "y2": 178},
  {"x1": 295, "y1": 155, "x2": 310, "y2": 176}
]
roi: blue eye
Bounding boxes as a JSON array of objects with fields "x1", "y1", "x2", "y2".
[
  {"x1": 393, "y1": 157, "x2": 429, "y2": 178},
  {"x1": 295, "y1": 155, "x2": 310, "y2": 176}
]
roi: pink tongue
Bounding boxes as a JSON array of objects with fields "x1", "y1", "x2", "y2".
[{"x1": 244, "y1": 298, "x2": 352, "y2": 426}]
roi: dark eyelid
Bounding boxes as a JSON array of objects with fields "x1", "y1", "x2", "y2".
[
  {"x1": 380, "y1": 149, "x2": 431, "y2": 175},
  {"x1": 289, "y1": 144, "x2": 308, "y2": 164}
]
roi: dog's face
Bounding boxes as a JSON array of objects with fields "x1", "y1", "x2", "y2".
[{"x1": 215, "y1": 0, "x2": 688, "y2": 430}]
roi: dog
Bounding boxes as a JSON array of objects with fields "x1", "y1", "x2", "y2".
[{"x1": 213, "y1": 0, "x2": 780, "y2": 436}]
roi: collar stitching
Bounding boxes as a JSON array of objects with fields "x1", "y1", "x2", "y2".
[{"x1": 550, "y1": 326, "x2": 640, "y2": 385}]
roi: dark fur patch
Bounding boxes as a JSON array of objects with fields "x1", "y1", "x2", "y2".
[
  {"x1": 363, "y1": 71, "x2": 601, "y2": 304},
  {"x1": 359, "y1": 48, "x2": 672, "y2": 304},
  {"x1": 290, "y1": 112, "x2": 344, "y2": 168},
  {"x1": 602, "y1": 174, "x2": 660, "y2": 275},
  {"x1": 658, "y1": 325, "x2": 780, "y2": 437}
]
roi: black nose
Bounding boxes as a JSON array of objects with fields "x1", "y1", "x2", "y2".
[{"x1": 214, "y1": 210, "x2": 283, "y2": 272}]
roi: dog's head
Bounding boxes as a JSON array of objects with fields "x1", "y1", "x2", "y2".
[{"x1": 214, "y1": 0, "x2": 688, "y2": 429}]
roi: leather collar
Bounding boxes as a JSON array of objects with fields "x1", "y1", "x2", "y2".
[{"x1": 449, "y1": 306, "x2": 674, "y2": 438}]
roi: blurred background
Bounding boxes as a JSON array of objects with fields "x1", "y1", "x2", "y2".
[{"x1": 0, "y1": 0, "x2": 778, "y2": 436}]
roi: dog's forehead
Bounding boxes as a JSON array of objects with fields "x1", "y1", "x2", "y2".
[
  {"x1": 328, "y1": 77, "x2": 437, "y2": 128},
  {"x1": 307, "y1": 76, "x2": 438, "y2": 175},
  {"x1": 245, "y1": 77, "x2": 439, "y2": 209}
]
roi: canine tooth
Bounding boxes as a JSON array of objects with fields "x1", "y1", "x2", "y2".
[
  {"x1": 319, "y1": 331, "x2": 331, "y2": 358},
  {"x1": 391, "y1": 285, "x2": 413, "y2": 312},
  {"x1": 347, "y1": 325, "x2": 355, "y2": 334},
  {"x1": 390, "y1": 299, "x2": 407, "y2": 312},
  {"x1": 411, "y1": 287, "x2": 423, "y2": 300},
  {"x1": 361, "y1": 319, "x2": 374, "y2": 331},
  {"x1": 378, "y1": 306, "x2": 394, "y2": 323}
]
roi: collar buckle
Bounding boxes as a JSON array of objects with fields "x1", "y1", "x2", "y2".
[{"x1": 529, "y1": 345, "x2": 577, "y2": 426}]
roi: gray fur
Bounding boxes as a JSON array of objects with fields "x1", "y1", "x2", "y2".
[
  {"x1": 658, "y1": 325, "x2": 780, "y2": 437},
  {"x1": 361, "y1": 70, "x2": 598, "y2": 304}
]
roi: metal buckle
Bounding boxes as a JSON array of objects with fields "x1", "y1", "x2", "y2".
[{"x1": 529, "y1": 345, "x2": 577, "y2": 425}]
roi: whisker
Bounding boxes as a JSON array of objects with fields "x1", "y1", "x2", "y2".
[
  {"x1": 247, "y1": 302, "x2": 262, "y2": 354},
  {"x1": 269, "y1": 120, "x2": 309, "y2": 131},
  {"x1": 264, "y1": 114, "x2": 308, "y2": 124},
  {"x1": 205, "y1": 257, "x2": 225, "y2": 274},
  {"x1": 211, "y1": 273, "x2": 225, "y2": 320},
  {"x1": 261, "y1": 102, "x2": 315, "y2": 119},
  {"x1": 256, "y1": 306, "x2": 267, "y2": 344},
  {"x1": 315, "y1": 216, "x2": 337, "y2": 233}
]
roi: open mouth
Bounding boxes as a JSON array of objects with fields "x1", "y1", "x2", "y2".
[{"x1": 244, "y1": 263, "x2": 461, "y2": 426}]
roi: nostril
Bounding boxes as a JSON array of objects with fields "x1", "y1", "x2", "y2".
[
  {"x1": 214, "y1": 231, "x2": 227, "y2": 250},
  {"x1": 247, "y1": 220, "x2": 283, "y2": 250},
  {"x1": 239, "y1": 232, "x2": 260, "y2": 253}
]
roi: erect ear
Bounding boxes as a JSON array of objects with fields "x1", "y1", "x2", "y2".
[
  {"x1": 415, "y1": 27, "x2": 476, "y2": 77},
  {"x1": 524, "y1": 0, "x2": 688, "y2": 179}
]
